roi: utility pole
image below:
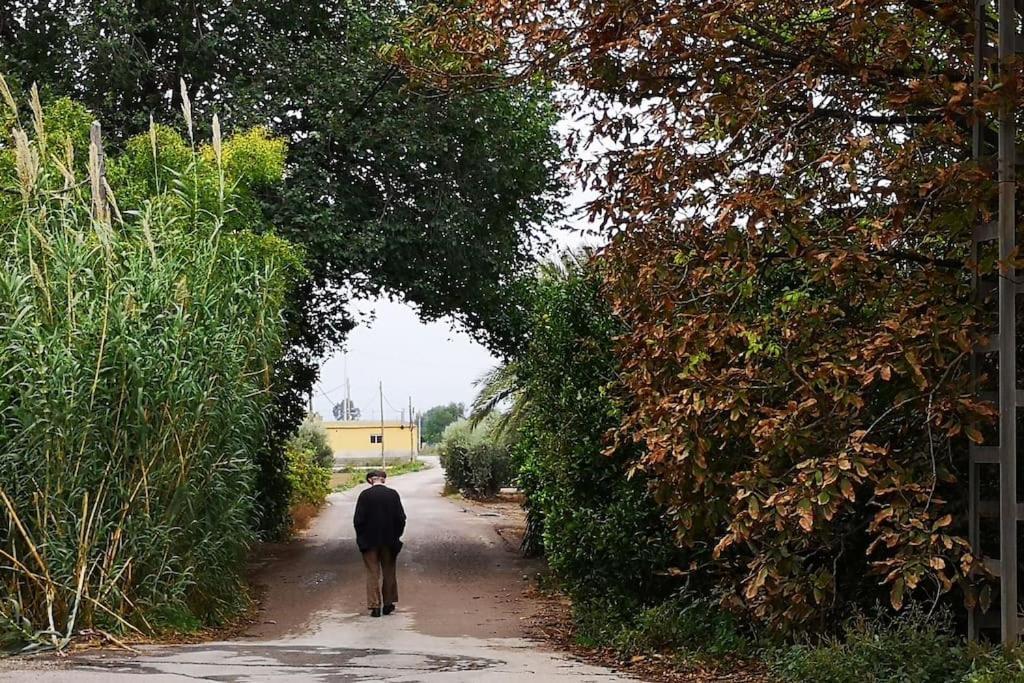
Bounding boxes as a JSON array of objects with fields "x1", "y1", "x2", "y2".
[
  {"x1": 379, "y1": 380, "x2": 386, "y2": 467},
  {"x1": 409, "y1": 396, "x2": 415, "y2": 462},
  {"x1": 344, "y1": 380, "x2": 350, "y2": 420},
  {"x1": 343, "y1": 354, "x2": 351, "y2": 420}
]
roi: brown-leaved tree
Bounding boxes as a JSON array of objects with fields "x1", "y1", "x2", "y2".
[{"x1": 398, "y1": 1, "x2": 1010, "y2": 630}]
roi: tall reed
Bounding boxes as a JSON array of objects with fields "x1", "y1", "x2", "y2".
[{"x1": 0, "y1": 82, "x2": 300, "y2": 649}]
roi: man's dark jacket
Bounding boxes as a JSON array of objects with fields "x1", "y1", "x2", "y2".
[{"x1": 353, "y1": 484, "x2": 406, "y2": 553}]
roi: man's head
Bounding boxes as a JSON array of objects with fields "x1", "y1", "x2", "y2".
[{"x1": 366, "y1": 469, "x2": 387, "y2": 485}]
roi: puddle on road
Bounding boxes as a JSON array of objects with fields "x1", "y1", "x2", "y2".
[
  {"x1": 70, "y1": 643, "x2": 504, "y2": 681},
  {"x1": 302, "y1": 570, "x2": 338, "y2": 588}
]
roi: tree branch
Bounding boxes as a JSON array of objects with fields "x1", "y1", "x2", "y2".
[
  {"x1": 777, "y1": 105, "x2": 945, "y2": 126},
  {"x1": 342, "y1": 64, "x2": 400, "y2": 128}
]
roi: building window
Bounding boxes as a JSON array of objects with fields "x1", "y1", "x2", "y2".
[{"x1": 370, "y1": 434, "x2": 383, "y2": 444}]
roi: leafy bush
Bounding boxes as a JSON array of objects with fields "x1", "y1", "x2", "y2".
[
  {"x1": 574, "y1": 592, "x2": 749, "y2": 659},
  {"x1": 771, "y1": 608, "x2": 969, "y2": 683},
  {"x1": 285, "y1": 445, "x2": 331, "y2": 508},
  {"x1": 465, "y1": 443, "x2": 512, "y2": 497},
  {"x1": 771, "y1": 610, "x2": 1024, "y2": 683},
  {"x1": 438, "y1": 418, "x2": 481, "y2": 449},
  {"x1": 438, "y1": 420, "x2": 513, "y2": 498},
  {"x1": 0, "y1": 86, "x2": 301, "y2": 647},
  {"x1": 288, "y1": 414, "x2": 335, "y2": 470},
  {"x1": 964, "y1": 648, "x2": 1024, "y2": 683}
]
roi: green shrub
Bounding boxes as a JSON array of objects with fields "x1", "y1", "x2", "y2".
[
  {"x1": 771, "y1": 608, "x2": 969, "y2": 683},
  {"x1": 438, "y1": 417, "x2": 513, "y2": 497},
  {"x1": 465, "y1": 443, "x2": 513, "y2": 496},
  {"x1": 438, "y1": 418, "x2": 486, "y2": 448},
  {"x1": 286, "y1": 445, "x2": 331, "y2": 508},
  {"x1": 574, "y1": 592, "x2": 749, "y2": 659},
  {"x1": 439, "y1": 439, "x2": 471, "y2": 493},
  {"x1": 495, "y1": 255, "x2": 685, "y2": 603},
  {"x1": 0, "y1": 88, "x2": 301, "y2": 648},
  {"x1": 770, "y1": 610, "x2": 1024, "y2": 683},
  {"x1": 439, "y1": 421, "x2": 513, "y2": 498},
  {"x1": 288, "y1": 414, "x2": 335, "y2": 470},
  {"x1": 965, "y1": 646, "x2": 1024, "y2": 683}
]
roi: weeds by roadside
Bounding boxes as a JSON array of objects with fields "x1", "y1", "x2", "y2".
[
  {"x1": 768, "y1": 607, "x2": 1024, "y2": 683},
  {"x1": 531, "y1": 587, "x2": 1024, "y2": 683}
]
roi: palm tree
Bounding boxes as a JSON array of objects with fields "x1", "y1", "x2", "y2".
[
  {"x1": 468, "y1": 359, "x2": 524, "y2": 440},
  {"x1": 468, "y1": 249, "x2": 591, "y2": 441}
]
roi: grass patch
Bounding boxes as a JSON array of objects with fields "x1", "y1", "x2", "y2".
[
  {"x1": 572, "y1": 591, "x2": 752, "y2": 666},
  {"x1": 330, "y1": 471, "x2": 360, "y2": 493},
  {"x1": 331, "y1": 459, "x2": 427, "y2": 492},
  {"x1": 561, "y1": 593, "x2": 1024, "y2": 682},
  {"x1": 769, "y1": 606, "x2": 1024, "y2": 683}
]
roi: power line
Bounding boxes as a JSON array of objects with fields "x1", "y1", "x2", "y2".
[
  {"x1": 319, "y1": 381, "x2": 348, "y2": 396},
  {"x1": 316, "y1": 386, "x2": 337, "y2": 406},
  {"x1": 381, "y1": 390, "x2": 402, "y2": 415}
]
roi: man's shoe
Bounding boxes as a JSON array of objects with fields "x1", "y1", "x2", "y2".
[
  {"x1": 370, "y1": 607, "x2": 382, "y2": 617},
  {"x1": 383, "y1": 604, "x2": 395, "y2": 615}
]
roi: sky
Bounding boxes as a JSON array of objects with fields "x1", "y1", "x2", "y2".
[{"x1": 310, "y1": 300, "x2": 499, "y2": 422}]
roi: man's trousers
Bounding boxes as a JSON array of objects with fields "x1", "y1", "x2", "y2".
[{"x1": 362, "y1": 545, "x2": 398, "y2": 609}]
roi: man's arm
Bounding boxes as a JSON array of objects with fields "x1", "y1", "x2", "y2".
[
  {"x1": 353, "y1": 491, "x2": 367, "y2": 532},
  {"x1": 393, "y1": 491, "x2": 406, "y2": 538}
]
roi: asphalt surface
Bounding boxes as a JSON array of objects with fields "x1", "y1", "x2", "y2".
[{"x1": 0, "y1": 458, "x2": 635, "y2": 681}]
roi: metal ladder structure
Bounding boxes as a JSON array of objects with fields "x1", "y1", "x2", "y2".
[{"x1": 970, "y1": 0, "x2": 1020, "y2": 646}]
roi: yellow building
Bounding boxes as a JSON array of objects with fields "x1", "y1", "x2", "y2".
[{"x1": 323, "y1": 420, "x2": 419, "y2": 465}]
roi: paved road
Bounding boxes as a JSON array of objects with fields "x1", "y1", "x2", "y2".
[{"x1": 0, "y1": 459, "x2": 634, "y2": 681}]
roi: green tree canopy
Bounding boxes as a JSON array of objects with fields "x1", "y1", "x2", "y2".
[
  {"x1": 421, "y1": 403, "x2": 465, "y2": 445},
  {"x1": 0, "y1": 0, "x2": 562, "y2": 357}
]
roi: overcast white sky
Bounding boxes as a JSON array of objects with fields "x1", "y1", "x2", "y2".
[{"x1": 310, "y1": 299, "x2": 498, "y2": 421}]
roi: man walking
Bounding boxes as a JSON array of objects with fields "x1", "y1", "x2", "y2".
[{"x1": 353, "y1": 469, "x2": 406, "y2": 617}]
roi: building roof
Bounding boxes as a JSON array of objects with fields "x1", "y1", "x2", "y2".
[{"x1": 322, "y1": 420, "x2": 416, "y2": 429}]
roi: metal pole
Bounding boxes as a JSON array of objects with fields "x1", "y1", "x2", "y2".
[
  {"x1": 345, "y1": 379, "x2": 351, "y2": 420},
  {"x1": 379, "y1": 381, "x2": 386, "y2": 468},
  {"x1": 969, "y1": 0, "x2": 985, "y2": 641},
  {"x1": 997, "y1": 0, "x2": 1018, "y2": 645},
  {"x1": 409, "y1": 397, "x2": 415, "y2": 462},
  {"x1": 343, "y1": 355, "x2": 350, "y2": 420}
]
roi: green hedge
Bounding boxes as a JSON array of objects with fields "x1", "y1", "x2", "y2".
[
  {"x1": 438, "y1": 420, "x2": 513, "y2": 498},
  {"x1": 771, "y1": 608, "x2": 1024, "y2": 683},
  {"x1": 500, "y1": 256, "x2": 685, "y2": 606}
]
